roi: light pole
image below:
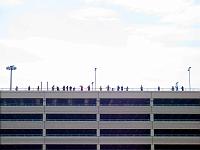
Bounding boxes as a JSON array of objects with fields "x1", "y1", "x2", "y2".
[
  {"x1": 95, "y1": 68, "x2": 97, "y2": 91},
  {"x1": 188, "y1": 67, "x2": 191, "y2": 91},
  {"x1": 6, "y1": 65, "x2": 17, "y2": 90}
]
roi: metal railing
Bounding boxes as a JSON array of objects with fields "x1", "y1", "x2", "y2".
[
  {"x1": 154, "y1": 119, "x2": 200, "y2": 121},
  {"x1": 100, "y1": 119, "x2": 150, "y2": 121},
  {"x1": 154, "y1": 134, "x2": 200, "y2": 136},
  {"x1": 46, "y1": 119, "x2": 96, "y2": 121},
  {"x1": 0, "y1": 134, "x2": 42, "y2": 136},
  {"x1": 1, "y1": 87, "x2": 200, "y2": 92},
  {"x1": 100, "y1": 104, "x2": 150, "y2": 106},
  {"x1": 46, "y1": 134, "x2": 96, "y2": 136},
  {"x1": 154, "y1": 104, "x2": 200, "y2": 106},
  {"x1": 100, "y1": 134, "x2": 150, "y2": 136}
]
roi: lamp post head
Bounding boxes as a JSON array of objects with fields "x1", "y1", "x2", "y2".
[
  {"x1": 6, "y1": 65, "x2": 17, "y2": 91},
  {"x1": 13, "y1": 66, "x2": 17, "y2": 70},
  {"x1": 6, "y1": 66, "x2": 11, "y2": 70},
  {"x1": 188, "y1": 67, "x2": 191, "y2": 71},
  {"x1": 6, "y1": 65, "x2": 17, "y2": 70}
]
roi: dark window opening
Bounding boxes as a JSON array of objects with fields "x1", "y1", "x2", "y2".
[
  {"x1": 0, "y1": 129, "x2": 43, "y2": 136},
  {"x1": 100, "y1": 99, "x2": 150, "y2": 106},
  {"x1": 46, "y1": 114, "x2": 96, "y2": 121},
  {"x1": 153, "y1": 99, "x2": 200, "y2": 106},
  {"x1": 46, "y1": 98, "x2": 96, "y2": 106},
  {"x1": 154, "y1": 144, "x2": 200, "y2": 150},
  {"x1": 154, "y1": 114, "x2": 200, "y2": 121},
  {"x1": 100, "y1": 129, "x2": 150, "y2": 136},
  {"x1": 101, "y1": 144, "x2": 151, "y2": 150},
  {"x1": 100, "y1": 114, "x2": 150, "y2": 121},
  {"x1": 0, "y1": 98, "x2": 43, "y2": 106},
  {"x1": 154, "y1": 129, "x2": 200, "y2": 136},
  {"x1": 0, "y1": 114, "x2": 43, "y2": 121},
  {"x1": 0, "y1": 145, "x2": 42, "y2": 150},
  {"x1": 46, "y1": 129, "x2": 96, "y2": 136},
  {"x1": 46, "y1": 144, "x2": 96, "y2": 150}
]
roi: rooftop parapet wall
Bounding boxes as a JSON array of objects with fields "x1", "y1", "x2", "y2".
[{"x1": 0, "y1": 91, "x2": 200, "y2": 99}]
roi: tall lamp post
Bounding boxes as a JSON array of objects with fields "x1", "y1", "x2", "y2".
[
  {"x1": 188, "y1": 67, "x2": 191, "y2": 91},
  {"x1": 95, "y1": 68, "x2": 97, "y2": 91},
  {"x1": 6, "y1": 65, "x2": 17, "y2": 90}
]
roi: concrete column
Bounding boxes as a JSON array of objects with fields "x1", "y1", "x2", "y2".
[
  {"x1": 97, "y1": 96, "x2": 100, "y2": 150},
  {"x1": 42, "y1": 144, "x2": 46, "y2": 150},
  {"x1": 150, "y1": 98, "x2": 154, "y2": 150},
  {"x1": 151, "y1": 129, "x2": 154, "y2": 137},
  {"x1": 43, "y1": 98, "x2": 46, "y2": 150},
  {"x1": 151, "y1": 144, "x2": 155, "y2": 150},
  {"x1": 97, "y1": 144, "x2": 100, "y2": 150}
]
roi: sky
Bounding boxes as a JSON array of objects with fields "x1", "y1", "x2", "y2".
[{"x1": 0, "y1": 0, "x2": 200, "y2": 90}]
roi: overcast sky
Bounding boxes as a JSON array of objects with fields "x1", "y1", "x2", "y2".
[{"x1": 0, "y1": 0, "x2": 200, "y2": 90}]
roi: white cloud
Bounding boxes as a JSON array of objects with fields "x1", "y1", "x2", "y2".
[
  {"x1": 7, "y1": 9, "x2": 127, "y2": 47},
  {"x1": 0, "y1": 42, "x2": 40, "y2": 63},
  {"x1": 85, "y1": 0, "x2": 192, "y2": 15},
  {"x1": 161, "y1": 4, "x2": 200, "y2": 26},
  {"x1": 68, "y1": 7, "x2": 119, "y2": 21},
  {"x1": 85, "y1": 0, "x2": 199, "y2": 26},
  {"x1": 0, "y1": 0, "x2": 24, "y2": 5},
  {"x1": 84, "y1": 0, "x2": 200, "y2": 47},
  {"x1": 125, "y1": 24, "x2": 200, "y2": 48}
]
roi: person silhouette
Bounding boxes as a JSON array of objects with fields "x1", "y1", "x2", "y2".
[
  {"x1": 80, "y1": 86, "x2": 83, "y2": 91},
  {"x1": 107, "y1": 85, "x2": 110, "y2": 91},
  {"x1": 175, "y1": 82, "x2": 179, "y2": 91},
  {"x1": 172, "y1": 86, "x2": 174, "y2": 91},
  {"x1": 63, "y1": 86, "x2": 65, "y2": 91},
  {"x1": 126, "y1": 86, "x2": 129, "y2": 91},
  {"x1": 158, "y1": 86, "x2": 160, "y2": 91},
  {"x1": 121, "y1": 86, "x2": 123, "y2": 91},
  {"x1": 181, "y1": 86, "x2": 184, "y2": 91},
  {"x1": 15, "y1": 86, "x2": 18, "y2": 91},
  {"x1": 140, "y1": 85, "x2": 143, "y2": 91},
  {"x1": 117, "y1": 86, "x2": 120, "y2": 91},
  {"x1": 87, "y1": 85, "x2": 90, "y2": 91},
  {"x1": 100, "y1": 86, "x2": 102, "y2": 91},
  {"x1": 69, "y1": 86, "x2": 72, "y2": 91}
]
